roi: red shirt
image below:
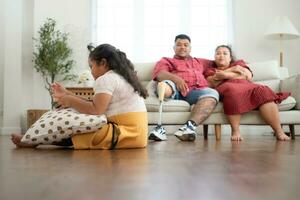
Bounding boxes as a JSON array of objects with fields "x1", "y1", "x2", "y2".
[{"x1": 152, "y1": 56, "x2": 213, "y2": 90}]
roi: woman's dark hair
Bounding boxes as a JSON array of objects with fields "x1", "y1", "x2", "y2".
[
  {"x1": 87, "y1": 43, "x2": 148, "y2": 99},
  {"x1": 215, "y1": 45, "x2": 236, "y2": 63}
]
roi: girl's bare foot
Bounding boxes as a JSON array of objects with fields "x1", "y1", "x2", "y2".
[
  {"x1": 11, "y1": 134, "x2": 37, "y2": 148},
  {"x1": 231, "y1": 131, "x2": 243, "y2": 141},
  {"x1": 276, "y1": 132, "x2": 290, "y2": 141}
]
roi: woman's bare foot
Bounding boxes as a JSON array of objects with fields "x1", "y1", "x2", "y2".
[
  {"x1": 231, "y1": 131, "x2": 243, "y2": 141},
  {"x1": 276, "y1": 131, "x2": 290, "y2": 141},
  {"x1": 11, "y1": 134, "x2": 37, "y2": 148}
]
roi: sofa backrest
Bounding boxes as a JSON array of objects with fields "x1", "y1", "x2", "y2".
[
  {"x1": 134, "y1": 60, "x2": 289, "y2": 92},
  {"x1": 134, "y1": 62, "x2": 156, "y2": 86}
]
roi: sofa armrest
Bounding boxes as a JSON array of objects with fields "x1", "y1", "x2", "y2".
[{"x1": 281, "y1": 74, "x2": 300, "y2": 110}]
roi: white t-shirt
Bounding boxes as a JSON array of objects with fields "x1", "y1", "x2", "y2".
[{"x1": 93, "y1": 70, "x2": 146, "y2": 117}]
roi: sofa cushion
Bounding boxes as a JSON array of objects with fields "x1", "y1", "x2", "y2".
[
  {"x1": 248, "y1": 60, "x2": 280, "y2": 81},
  {"x1": 281, "y1": 74, "x2": 300, "y2": 110},
  {"x1": 212, "y1": 102, "x2": 224, "y2": 113},
  {"x1": 211, "y1": 96, "x2": 295, "y2": 113},
  {"x1": 194, "y1": 96, "x2": 295, "y2": 114},
  {"x1": 278, "y1": 96, "x2": 296, "y2": 111},
  {"x1": 145, "y1": 97, "x2": 190, "y2": 112}
]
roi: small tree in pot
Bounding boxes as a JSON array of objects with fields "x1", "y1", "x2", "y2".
[{"x1": 33, "y1": 18, "x2": 76, "y2": 108}]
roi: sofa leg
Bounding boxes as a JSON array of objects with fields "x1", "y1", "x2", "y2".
[
  {"x1": 203, "y1": 125, "x2": 208, "y2": 140},
  {"x1": 289, "y1": 124, "x2": 295, "y2": 140},
  {"x1": 215, "y1": 124, "x2": 221, "y2": 140}
]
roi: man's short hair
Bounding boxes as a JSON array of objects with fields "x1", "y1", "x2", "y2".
[{"x1": 174, "y1": 34, "x2": 191, "y2": 42}]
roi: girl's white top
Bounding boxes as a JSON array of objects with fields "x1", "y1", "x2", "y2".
[{"x1": 94, "y1": 70, "x2": 146, "y2": 117}]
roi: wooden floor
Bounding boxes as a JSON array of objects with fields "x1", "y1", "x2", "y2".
[{"x1": 1, "y1": 134, "x2": 300, "y2": 200}]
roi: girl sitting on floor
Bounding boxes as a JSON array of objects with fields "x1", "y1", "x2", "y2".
[{"x1": 12, "y1": 43, "x2": 149, "y2": 149}]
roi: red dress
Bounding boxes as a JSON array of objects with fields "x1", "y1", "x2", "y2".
[{"x1": 205, "y1": 60, "x2": 290, "y2": 115}]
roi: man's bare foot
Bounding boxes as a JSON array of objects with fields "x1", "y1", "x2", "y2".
[
  {"x1": 231, "y1": 131, "x2": 243, "y2": 141},
  {"x1": 276, "y1": 132, "x2": 290, "y2": 141},
  {"x1": 11, "y1": 134, "x2": 37, "y2": 148}
]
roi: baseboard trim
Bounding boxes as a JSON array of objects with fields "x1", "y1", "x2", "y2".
[{"x1": 0, "y1": 127, "x2": 22, "y2": 135}]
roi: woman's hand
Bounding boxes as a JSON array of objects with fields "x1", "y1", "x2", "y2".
[
  {"x1": 214, "y1": 70, "x2": 228, "y2": 80},
  {"x1": 229, "y1": 65, "x2": 245, "y2": 74},
  {"x1": 229, "y1": 65, "x2": 252, "y2": 80},
  {"x1": 206, "y1": 76, "x2": 222, "y2": 88},
  {"x1": 215, "y1": 65, "x2": 252, "y2": 81}
]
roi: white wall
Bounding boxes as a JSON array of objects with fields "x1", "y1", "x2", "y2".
[
  {"x1": 1, "y1": 0, "x2": 23, "y2": 134},
  {"x1": 31, "y1": 0, "x2": 91, "y2": 111},
  {"x1": 0, "y1": 0, "x2": 4, "y2": 119},
  {"x1": 0, "y1": 0, "x2": 91, "y2": 134},
  {"x1": 234, "y1": 0, "x2": 300, "y2": 75},
  {"x1": 21, "y1": 0, "x2": 34, "y2": 130}
]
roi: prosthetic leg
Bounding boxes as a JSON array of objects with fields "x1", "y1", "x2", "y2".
[{"x1": 148, "y1": 82, "x2": 167, "y2": 141}]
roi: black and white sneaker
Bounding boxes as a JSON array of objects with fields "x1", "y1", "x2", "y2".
[
  {"x1": 174, "y1": 121, "x2": 196, "y2": 141},
  {"x1": 148, "y1": 125, "x2": 167, "y2": 141}
]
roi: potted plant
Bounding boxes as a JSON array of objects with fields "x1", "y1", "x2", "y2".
[{"x1": 33, "y1": 18, "x2": 76, "y2": 108}]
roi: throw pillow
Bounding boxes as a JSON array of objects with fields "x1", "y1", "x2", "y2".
[
  {"x1": 21, "y1": 108, "x2": 107, "y2": 145},
  {"x1": 281, "y1": 74, "x2": 300, "y2": 110},
  {"x1": 248, "y1": 60, "x2": 280, "y2": 81}
]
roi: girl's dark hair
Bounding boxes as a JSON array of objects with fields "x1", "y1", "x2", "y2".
[
  {"x1": 87, "y1": 43, "x2": 148, "y2": 99},
  {"x1": 215, "y1": 45, "x2": 236, "y2": 63}
]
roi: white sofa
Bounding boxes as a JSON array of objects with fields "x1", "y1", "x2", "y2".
[{"x1": 134, "y1": 60, "x2": 300, "y2": 140}]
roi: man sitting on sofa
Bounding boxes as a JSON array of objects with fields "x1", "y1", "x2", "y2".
[{"x1": 149, "y1": 34, "x2": 219, "y2": 141}]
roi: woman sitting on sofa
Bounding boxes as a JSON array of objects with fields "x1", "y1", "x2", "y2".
[{"x1": 205, "y1": 45, "x2": 290, "y2": 141}]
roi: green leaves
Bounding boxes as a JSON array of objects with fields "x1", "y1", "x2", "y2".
[{"x1": 33, "y1": 18, "x2": 76, "y2": 108}]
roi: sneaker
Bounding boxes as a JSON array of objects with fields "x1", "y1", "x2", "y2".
[
  {"x1": 148, "y1": 125, "x2": 167, "y2": 141},
  {"x1": 174, "y1": 121, "x2": 196, "y2": 141}
]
